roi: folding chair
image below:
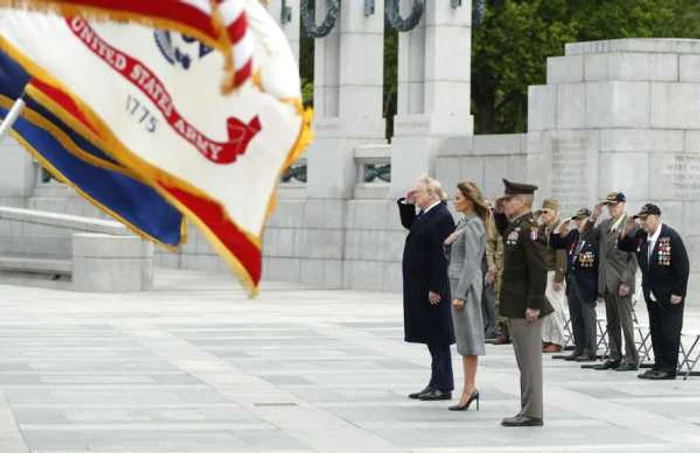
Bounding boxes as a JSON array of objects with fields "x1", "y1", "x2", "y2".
[
  {"x1": 596, "y1": 317, "x2": 609, "y2": 357},
  {"x1": 635, "y1": 325, "x2": 654, "y2": 365},
  {"x1": 678, "y1": 333, "x2": 700, "y2": 381},
  {"x1": 563, "y1": 316, "x2": 575, "y2": 349}
]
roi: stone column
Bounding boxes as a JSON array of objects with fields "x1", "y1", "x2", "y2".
[
  {"x1": 391, "y1": 0, "x2": 473, "y2": 196},
  {"x1": 528, "y1": 38, "x2": 700, "y2": 304},
  {"x1": 288, "y1": 0, "x2": 386, "y2": 287},
  {"x1": 307, "y1": 0, "x2": 386, "y2": 199},
  {"x1": 267, "y1": 0, "x2": 301, "y2": 62}
]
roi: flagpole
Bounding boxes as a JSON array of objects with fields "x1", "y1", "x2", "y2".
[{"x1": 0, "y1": 97, "x2": 25, "y2": 143}]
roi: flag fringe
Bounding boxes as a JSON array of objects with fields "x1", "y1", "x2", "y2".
[
  {"x1": 1, "y1": 36, "x2": 310, "y2": 295},
  {"x1": 0, "y1": 121, "x2": 187, "y2": 252}
]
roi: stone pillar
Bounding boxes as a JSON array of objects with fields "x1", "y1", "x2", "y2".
[
  {"x1": 289, "y1": 0, "x2": 386, "y2": 287},
  {"x1": 528, "y1": 38, "x2": 700, "y2": 304},
  {"x1": 391, "y1": 0, "x2": 473, "y2": 196},
  {"x1": 307, "y1": 0, "x2": 386, "y2": 199},
  {"x1": 267, "y1": 0, "x2": 301, "y2": 62}
]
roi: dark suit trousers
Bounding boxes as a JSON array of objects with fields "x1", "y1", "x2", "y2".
[
  {"x1": 427, "y1": 344, "x2": 454, "y2": 392},
  {"x1": 648, "y1": 300, "x2": 684, "y2": 374},
  {"x1": 603, "y1": 290, "x2": 638, "y2": 365},
  {"x1": 568, "y1": 281, "x2": 597, "y2": 356}
]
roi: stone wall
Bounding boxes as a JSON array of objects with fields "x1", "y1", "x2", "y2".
[
  {"x1": 4, "y1": 2, "x2": 700, "y2": 303},
  {"x1": 528, "y1": 38, "x2": 700, "y2": 300},
  {"x1": 0, "y1": 136, "x2": 33, "y2": 208}
]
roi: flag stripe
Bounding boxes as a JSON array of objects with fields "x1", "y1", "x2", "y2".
[
  {"x1": 234, "y1": 59, "x2": 253, "y2": 87},
  {"x1": 5, "y1": 0, "x2": 254, "y2": 89},
  {"x1": 226, "y1": 8, "x2": 247, "y2": 44},
  {"x1": 30, "y1": 78, "x2": 99, "y2": 137},
  {"x1": 160, "y1": 183, "x2": 262, "y2": 287}
]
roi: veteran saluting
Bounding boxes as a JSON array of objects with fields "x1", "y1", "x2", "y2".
[
  {"x1": 493, "y1": 179, "x2": 552, "y2": 427},
  {"x1": 618, "y1": 204, "x2": 690, "y2": 380}
]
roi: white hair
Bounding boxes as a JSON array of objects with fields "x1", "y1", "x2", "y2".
[{"x1": 417, "y1": 175, "x2": 447, "y2": 201}]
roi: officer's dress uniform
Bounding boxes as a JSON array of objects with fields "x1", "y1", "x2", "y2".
[{"x1": 494, "y1": 179, "x2": 552, "y2": 427}]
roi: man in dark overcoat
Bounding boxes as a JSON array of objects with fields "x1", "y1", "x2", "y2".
[{"x1": 398, "y1": 175, "x2": 455, "y2": 401}]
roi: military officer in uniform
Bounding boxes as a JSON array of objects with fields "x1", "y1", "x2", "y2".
[
  {"x1": 619, "y1": 204, "x2": 690, "y2": 380},
  {"x1": 494, "y1": 179, "x2": 551, "y2": 427}
]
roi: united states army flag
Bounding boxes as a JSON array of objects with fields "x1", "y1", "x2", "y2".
[{"x1": 0, "y1": 1, "x2": 312, "y2": 295}]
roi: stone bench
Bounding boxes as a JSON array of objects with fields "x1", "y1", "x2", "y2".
[
  {"x1": 72, "y1": 233, "x2": 153, "y2": 292},
  {"x1": 0, "y1": 207, "x2": 154, "y2": 292}
]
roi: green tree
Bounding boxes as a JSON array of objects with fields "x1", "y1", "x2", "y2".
[{"x1": 472, "y1": 0, "x2": 700, "y2": 134}]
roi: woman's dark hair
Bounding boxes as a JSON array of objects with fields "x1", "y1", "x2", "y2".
[{"x1": 457, "y1": 181, "x2": 491, "y2": 234}]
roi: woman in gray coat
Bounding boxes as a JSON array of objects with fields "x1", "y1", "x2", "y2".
[{"x1": 444, "y1": 181, "x2": 487, "y2": 411}]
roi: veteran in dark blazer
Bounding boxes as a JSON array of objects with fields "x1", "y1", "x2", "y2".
[
  {"x1": 619, "y1": 203, "x2": 690, "y2": 380},
  {"x1": 398, "y1": 176, "x2": 455, "y2": 401},
  {"x1": 550, "y1": 208, "x2": 600, "y2": 362},
  {"x1": 494, "y1": 179, "x2": 552, "y2": 427},
  {"x1": 581, "y1": 192, "x2": 639, "y2": 371}
]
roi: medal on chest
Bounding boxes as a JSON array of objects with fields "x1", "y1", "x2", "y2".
[
  {"x1": 578, "y1": 251, "x2": 594, "y2": 268},
  {"x1": 657, "y1": 237, "x2": 672, "y2": 267},
  {"x1": 507, "y1": 227, "x2": 520, "y2": 246}
]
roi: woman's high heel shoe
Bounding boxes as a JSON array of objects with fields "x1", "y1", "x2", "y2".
[{"x1": 448, "y1": 389, "x2": 479, "y2": 411}]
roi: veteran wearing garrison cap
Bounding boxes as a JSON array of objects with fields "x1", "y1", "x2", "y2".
[
  {"x1": 582, "y1": 192, "x2": 639, "y2": 371},
  {"x1": 494, "y1": 179, "x2": 551, "y2": 427},
  {"x1": 619, "y1": 204, "x2": 690, "y2": 380},
  {"x1": 537, "y1": 198, "x2": 568, "y2": 353}
]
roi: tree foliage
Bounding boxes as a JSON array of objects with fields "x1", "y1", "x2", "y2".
[
  {"x1": 299, "y1": 1, "x2": 700, "y2": 135},
  {"x1": 472, "y1": 0, "x2": 700, "y2": 133}
]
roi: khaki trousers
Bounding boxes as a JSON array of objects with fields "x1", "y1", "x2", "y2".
[{"x1": 508, "y1": 317, "x2": 544, "y2": 419}]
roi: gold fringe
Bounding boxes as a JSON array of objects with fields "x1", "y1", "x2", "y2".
[
  {"x1": 0, "y1": 1, "x2": 226, "y2": 53},
  {"x1": 0, "y1": 94, "x2": 134, "y2": 179},
  {"x1": 209, "y1": 0, "x2": 240, "y2": 95},
  {"x1": 3, "y1": 128, "x2": 185, "y2": 253},
  {"x1": 1, "y1": 34, "x2": 313, "y2": 296}
]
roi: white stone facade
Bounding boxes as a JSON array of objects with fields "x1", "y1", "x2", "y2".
[
  {"x1": 3, "y1": 4, "x2": 700, "y2": 300},
  {"x1": 528, "y1": 38, "x2": 700, "y2": 298}
]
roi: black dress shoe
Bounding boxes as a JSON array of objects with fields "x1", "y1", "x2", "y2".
[
  {"x1": 638, "y1": 369, "x2": 660, "y2": 379},
  {"x1": 593, "y1": 360, "x2": 620, "y2": 370},
  {"x1": 501, "y1": 415, "x2": 544, "y2": 427},
  {"x1": 563, "y1": 352, "x2": 582, "y2": 361},
  {"x1": 408, "y1": 386, "x2": 432, "y2": 399},
  {"x1": 418, "y1": 389, "x2": 451, "y2": 401},
  {"x1": 615, "y1": 362, "x2": 638, "y2": 372},
  {"x1": 647, "y1": 370, "x2": 676, "y2": 380},
  {"x1": 575, "y1": 354, "x2": 597, "y2": 362}
]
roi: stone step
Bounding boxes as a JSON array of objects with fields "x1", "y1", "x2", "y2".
[
  {"x1": 0, "y1": 235, "x2": 72, "y2": 259},
  {"x1": 31, "y1": 184, "x2": 73, "y2": 198},
  {"x1": 27, "y1": 197, "x2": 104, "y2": 219},
  {"x1": 0, "y1": 256, "x2": 71, "y2": 276}
]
